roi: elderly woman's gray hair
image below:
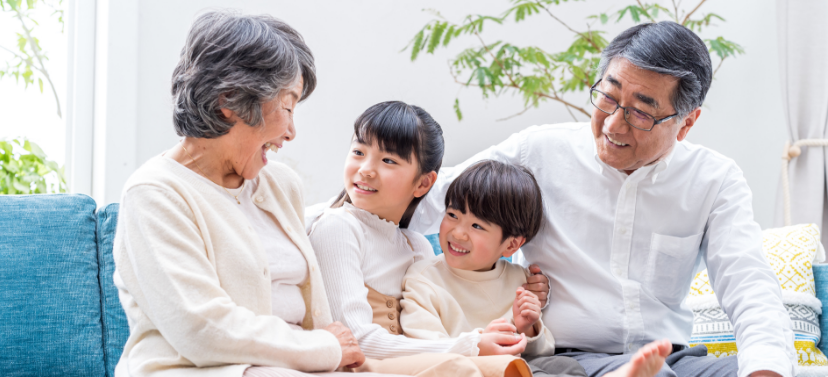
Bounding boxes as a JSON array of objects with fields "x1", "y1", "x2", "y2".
[
  {"x1": 597, "y1": 21, "x2": 712, "y2": 119},
  {"x1": 171, "y1": 11, "x2": 316, "y2": 139}
]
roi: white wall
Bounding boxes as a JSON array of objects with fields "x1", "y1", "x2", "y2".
[{"x1": 95, "y1": 0, "x2": 785, "y2": 228}]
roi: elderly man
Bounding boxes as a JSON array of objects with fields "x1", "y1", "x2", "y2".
[{"x1": 408, "y1": 21, "x2": 795, "y2": 377}]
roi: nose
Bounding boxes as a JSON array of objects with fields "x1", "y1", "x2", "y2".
[
  {"x1": 358, "y1": 160, "x2": 376, "y2": 178},
  {"x1": 603, "y1": 108, "x2": 630, "y2": 135},
  {"x1": 283, "y1": 120, "x2": 296, "y2": 141},
  {"x1": 451, "y1": 226, "x2": 469, "y2": 242}
]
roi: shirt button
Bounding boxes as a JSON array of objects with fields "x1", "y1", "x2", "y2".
[
  {"x1": 388, "y1": 312, "x2": 395, "y2": 320},
  {"x1": 285, "y1": 226, "x2": 292, "y2": 233},
  {"x1": 619, "y1": 227, "x2": 626, "y2": 235},
  {"x1": 263, "y1": 268, "x2": 268, "y2": 276},
  {"x1": 311, "y1": 264, "x2": 317, "y2": 272},
  {"x1": 390, "y1": 325, "x2": 397, "y2": 333},
  {"x1": 314, "y1": 309, "x2": 320, "y2": 317},
  {"x1": 386, "y1": 300, "x2": 394, "y2": 308},
  {"x1": 614, "y1": 268, "x2": 622, "y2": 276},
  {"x1": 255, "y1": 196, "x2": 264, "y2": 203}
]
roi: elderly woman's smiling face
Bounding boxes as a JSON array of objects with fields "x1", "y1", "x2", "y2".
[{"x1": 220, "y1": 78, "x2": 304, "y2": 180}]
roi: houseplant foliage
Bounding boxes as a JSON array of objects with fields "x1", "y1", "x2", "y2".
[
  {"x1": 406, "y1": 0, "x2": 743, "y2": 121},
  {"x1": 0, "y1": 0, "x2": 64, "y2": 118},
  {"x1": 0, "y1": 138, "x2": 66, "y2": 194}
]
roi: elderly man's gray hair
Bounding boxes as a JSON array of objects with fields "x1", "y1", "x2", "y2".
[
  {"x1": 171, "y1": 11, "x2": 316, "y2": 139},
  {"x1": 598, "y1": 21, "x2": 712, "y2": 119}
]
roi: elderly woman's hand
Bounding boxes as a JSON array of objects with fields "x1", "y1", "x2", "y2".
[{"x1": 323, "y1": 322, "x2": 365, "y2": 369}]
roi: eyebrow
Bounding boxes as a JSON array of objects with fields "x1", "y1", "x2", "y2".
[{"x1": 605, "y1": 75, "x2": 659, "y2": 110}]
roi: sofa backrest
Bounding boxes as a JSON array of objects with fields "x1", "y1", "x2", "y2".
[{"x1": 0, "y1": 195, "x2": 127, "y2": 377}]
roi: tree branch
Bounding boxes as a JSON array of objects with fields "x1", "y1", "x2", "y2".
[
  {"x1": 0, "y1": 45, "x2": 46, "y2": 75},
  {"x1": 496, "y1": 105, "x2": 533, "y2": 121},
  {"x1": 471, "y1": 25, "x2": 520, "y2": 88},
  {"x1": 681, "y1": 0, "x2": 707, "y2": 25},
  {"x1": 454, "y1": 77, "x2": 592, "y2": 118},
  {"x1": 535, "y1": 1, "x2": 602, "y2": 52},
  {"x1": 671, "y1": 0, "x2": 681, "y2": 23},
  {"x1": 712, "y1": 56, "x2": 726, "y2": 79},
  {"x1": 13, "y1": 8, "x2": 61, "y2": 118},
  {"x1": 550, "y1": 80, "x2": 579, "y2": 122},
  {"x1": 636, "y1": 0, "x2": 657, "y2": 23}
]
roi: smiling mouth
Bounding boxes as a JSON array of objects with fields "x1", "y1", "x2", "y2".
[
  {"x1": 447, "y1": 241, "x2": 470, "y2": 255},
  {"x1": 353, "y1": 183, "x2": 377, "y2": 192},
  {"x1": 605, "y1": 134, "x2": 629, "y2": 147}
]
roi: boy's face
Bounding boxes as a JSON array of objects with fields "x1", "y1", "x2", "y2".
[{"x1": 439, "y1": 206, "x2": 525, "y2": 272}]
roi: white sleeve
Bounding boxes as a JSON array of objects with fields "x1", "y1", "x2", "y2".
[
  {"x1": 310, "y1": 214, "x2": 479, "y2": 359},
  {"x1": 408, "y1": 130, "x2": 527, "y2": 235},
  {"x1": 704, "y1": 166, "x2": 796, "y2": 377}
]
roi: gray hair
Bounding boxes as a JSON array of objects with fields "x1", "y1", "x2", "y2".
[
  {"x1": 171, "y1": 11, "x2": 316, "y2": 138},
  {"x1": 597, "y1": 21, "x2": 712, "y2": 119}
]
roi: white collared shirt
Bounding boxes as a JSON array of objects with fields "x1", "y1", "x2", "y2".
[{"x1": 408, "y1": 123, "x2": 796, "y2": 377}]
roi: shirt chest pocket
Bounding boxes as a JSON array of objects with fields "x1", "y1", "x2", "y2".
[{"x1": 645, "y1": 232, "x2": 704, "y2": 305}]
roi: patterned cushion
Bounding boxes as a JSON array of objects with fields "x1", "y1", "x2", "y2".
[
  {"x1": 0, "y1": 194, "x2": 106, "y2": 376},
  {"x1": 687, "y1": 224, "x2": 827, "y2": 376}
]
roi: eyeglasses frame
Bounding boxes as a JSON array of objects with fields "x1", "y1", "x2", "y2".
[{"x1": 589, "y1": 79, "x2": 678, "y2": 132}]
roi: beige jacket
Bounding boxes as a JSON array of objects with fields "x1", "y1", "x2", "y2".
[{"x1": 113, "y1": 155, "x2": 340, "y2": 377}]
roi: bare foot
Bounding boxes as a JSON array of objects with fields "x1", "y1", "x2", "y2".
[{"x1": 602, "y1": 339, "x2": 672, "y2": 377}]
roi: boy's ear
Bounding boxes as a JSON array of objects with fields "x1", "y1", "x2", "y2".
[
  {"x1": 501, "y1": 236, "x2": 526, "y2": 258},
  {"x1": 413, "y1": 171, "x2": 438, "y2": 198}
]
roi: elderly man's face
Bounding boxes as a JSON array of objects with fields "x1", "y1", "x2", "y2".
[{"x1": 591, "y1": 58, "x2": 699, "y2": 174}]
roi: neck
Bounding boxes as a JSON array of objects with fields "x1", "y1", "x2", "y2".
[{"x1": 169, "y1": 138, "x2": 244, "y2": 188}]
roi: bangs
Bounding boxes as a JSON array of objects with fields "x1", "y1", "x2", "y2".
[{"x1": 353, "y1": 101, "x2": 422, "y2": 163}]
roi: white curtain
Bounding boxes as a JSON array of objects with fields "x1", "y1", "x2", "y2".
[{"x1": 775, "y1": 0, "x2": 828, "y2": 251}]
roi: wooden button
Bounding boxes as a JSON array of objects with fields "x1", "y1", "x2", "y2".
[
  {"x1": 387, "y1": 312, "x2": 395, "y2": 320},
  {"x1": 386, "y1": 300, "x2": 393, "y2": 308},
  {"x1": 390, "y1": 325, "x2": 397, "y2": 332}
]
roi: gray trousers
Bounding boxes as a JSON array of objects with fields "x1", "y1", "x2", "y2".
[
  {"x1": 559, "y1": 345, "x2": 738, "y2": 377},
  {"x1": 525, "y1": 355, "x2": 588, "y2": 377}
]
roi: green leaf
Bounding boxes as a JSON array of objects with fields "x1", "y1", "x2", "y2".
[
  {"x1": 453, "y1": 98, "x2": 463, "y2": 121},
  {"x1": 410, "y1": 29, "x2": 425, "y2": 61},
  {"x1": 38, "y1": 77, "x2": 42, "y2": 93},
  {"x1": 427, "y1": 22, "x2": 446, "y2": 54},
  {"x1": 600, "y1": 13, "x2": 608, "y2": 24}
]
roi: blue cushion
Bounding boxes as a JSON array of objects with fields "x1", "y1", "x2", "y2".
[
  {"x1": 97, "y1": 203, "x2": 128, "y2": 377},
  {"x1": 0, "y1": 194, "x2": 105, "y2": 376},
  {"x1": 814, "y1": 264, "x2": 828, "y2": 355}
]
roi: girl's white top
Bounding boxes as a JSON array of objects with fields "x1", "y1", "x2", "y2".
[{"x1": 309, "y1": 202, "x2": 481, "y2": 359}]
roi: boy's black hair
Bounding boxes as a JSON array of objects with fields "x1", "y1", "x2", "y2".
[{"x1": 444, "y1": 160, "x2": 544, "y2": 243}]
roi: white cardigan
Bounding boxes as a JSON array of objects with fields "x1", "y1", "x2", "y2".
[{"x1": 113, "y1": 155, "x2": 340, "y2": 377}]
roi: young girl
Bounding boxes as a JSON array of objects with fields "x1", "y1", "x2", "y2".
[{"x1": 309, "y1": 101, "x2": 536, "y2": 377}]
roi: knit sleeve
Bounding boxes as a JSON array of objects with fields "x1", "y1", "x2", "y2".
[
  {"x1": 118, "y1": 184, "x2": 341, "y2": 372},
  {"x1": 310, "y1": 212, "x2": 479, "y2": 359}
]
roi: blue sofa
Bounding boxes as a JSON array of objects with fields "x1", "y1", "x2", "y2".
[
  {"x1": 2, "y1": 193, "x2": 828, "y2": 376},
  {"x1": 1, "y1": 194, "x2": 126, "y2": 377}
]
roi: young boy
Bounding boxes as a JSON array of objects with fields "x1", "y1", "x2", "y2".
[{"x1": 399, "y1": 160, "x2": 671, "y2": 377}]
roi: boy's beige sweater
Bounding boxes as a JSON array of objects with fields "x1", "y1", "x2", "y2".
[{"x1": 400, "y1": 254, "x2": 556, "y2": 357}]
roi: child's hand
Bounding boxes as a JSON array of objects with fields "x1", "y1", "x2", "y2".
[
  {"x1": 483, "y1": 318, "x2": 517, "y2": 334},
  {"x1": 522, "y1": 264, "x2": 549, "y2": 307},
  {"x1": 512, "y1": 287, "x2": 541, "y2": 337},
  {"x1": 478, "y1": 332, "x2": 527, "y2": 356}
]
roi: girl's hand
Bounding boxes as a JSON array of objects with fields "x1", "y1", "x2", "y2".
[
  {"x1": 483, "y1": 318, "x2": 517, "y2": 334},
  {"x1": 522, "y1": 264, "x2": 549, "y2": 307},
  {"x1": 323, "y1": 322, "x2": 366, "y2": 369},
  {"x1": 512, "y1": 288, "x2": 541, "y2": 337},
  {"x1": 478, "y1": 332, "x2": 527, "y2": 356}
]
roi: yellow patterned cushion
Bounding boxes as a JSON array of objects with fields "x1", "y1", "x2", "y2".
[{"x1": 686, "y1": 224, "x2": 826, "y2": 373}]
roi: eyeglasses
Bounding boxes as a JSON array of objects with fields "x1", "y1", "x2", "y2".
[{"x1": 589, "y1": 79, "x2": 678, "y2": 132}]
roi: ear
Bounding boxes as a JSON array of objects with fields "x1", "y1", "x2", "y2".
[
  {"x1": 501, "y1": 236, "x2": 526, "y2": 258},
  {"x1": 220, "y1": 107, "x2": 235, "y2": 121},
  {"x1": 413, "y1": 171, "x2": 438, "y2": 198},
  {"x1": 676, "y1": 108, "x2": 701, "y2": 142}
]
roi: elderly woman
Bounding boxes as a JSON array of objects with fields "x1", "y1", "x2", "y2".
[{"x1": 112, "y1": 11, "x2": 392, "y2": 377}]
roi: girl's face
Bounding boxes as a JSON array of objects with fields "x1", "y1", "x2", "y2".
[{"x1": 343, "y1": 139, "x2": 435, "y2": 225}]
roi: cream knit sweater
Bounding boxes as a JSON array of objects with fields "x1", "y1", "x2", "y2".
[
  {"x1": 113, "y1": 155, "x2": 340, "y2": 377},
  {"x1": 401, "y1": 254, "x2": 556, "y2": 357},
  {"x1": 309, "y1": 203, "x2": 481, "y2": 359}
]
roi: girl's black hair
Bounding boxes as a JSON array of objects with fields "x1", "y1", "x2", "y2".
[{"x1": 333, "y1": 101, "x2": 444, "y2": 228}]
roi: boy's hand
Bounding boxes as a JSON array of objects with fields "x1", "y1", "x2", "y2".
[
  {"x1": 478, "y1": 332, "x2": 527, "y2": 356},
  {"x1": 483, "y1": 318, "x2": 517, "y2": 334},
  {"x1": 522, "y1": 264, "x2": 549, "y2": 307},
  {"x1": 512, "y1": 287, "x2": 541, "y2": 337}
]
